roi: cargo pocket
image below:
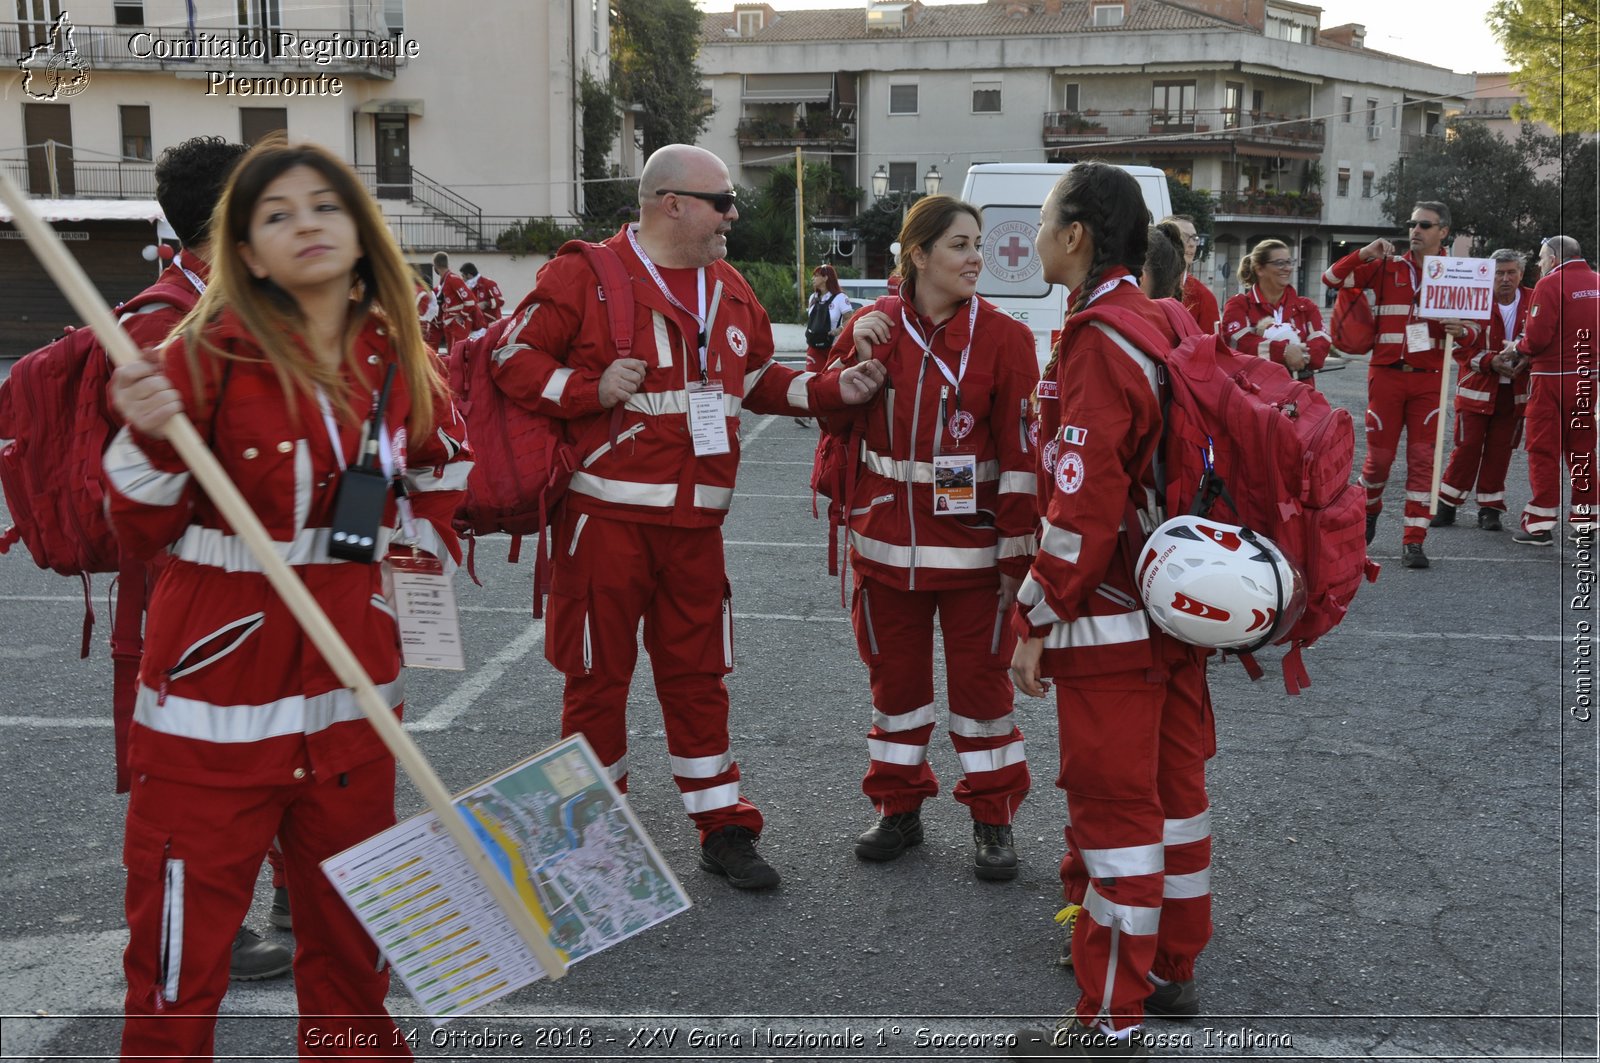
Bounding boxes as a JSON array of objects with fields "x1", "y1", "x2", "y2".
[
  {"x1": 123, "y1": 812, "x2": 183, "y2": 1006},
  {"x1": 544, "y1": 584, "x2": 594, "y2": 677},
  {"x1": 718, "y1": 581, "x2": 734, "y2": 674},
  {"x1": 851, "y1": 581, "x2": 882, "y2": 666},
  {"x1": 166, "y1": 613, "x2": 265, "y2": 681}
]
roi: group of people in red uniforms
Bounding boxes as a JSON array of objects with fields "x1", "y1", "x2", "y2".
[
  {"x1": 425, "y1": 251, "x2": 504, "y2": 351},
  {"x1": 50, "y1": 124, "x2": 1592, "y2": 1061}
]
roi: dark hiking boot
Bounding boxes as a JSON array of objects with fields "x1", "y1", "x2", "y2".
[
  {"x1": 854, "y1": 810, "x2": 923, "y2": 861},
  {"x1": 699, "y1": 826, "x2": 780, "y2": 889},
  {"x1": 230, "y1": 926, "x2": 292, "y2": 981},
  {"x1": 973, "y1": 821, "x2": 1019, "y2": 881}
]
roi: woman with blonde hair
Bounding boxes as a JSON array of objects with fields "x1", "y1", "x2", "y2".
[
  {"x1": 822, "y1": 195, "x2": 1038, "y2": 880},
  {"x1": 1221, "y1": 238, "x2": 1331, "y2": 382},
  {"x1": 104, "y1": 137, "x2": 470, "y2": 1058}
]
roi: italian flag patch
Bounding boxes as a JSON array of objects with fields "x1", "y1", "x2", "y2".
[{"x1": 1062, "y1": 425, "x2": 1089, "y2": 445}]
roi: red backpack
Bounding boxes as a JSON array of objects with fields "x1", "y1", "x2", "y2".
[
  {"x1": 1070, "y1": 300, "x2": 1378, "y2": 694},
  {"x1": 446, "y1": 240, "x2": 631, "y2": 614},
  {"x1": 1329, "y1": 287, "x2": 1377, "y2": 357}
]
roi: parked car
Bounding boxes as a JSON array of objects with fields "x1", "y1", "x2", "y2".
[{"x1": 838, "y1": 277, "x2": 894, "y2": 312}]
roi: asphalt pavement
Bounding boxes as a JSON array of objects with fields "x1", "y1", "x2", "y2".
[{"x1": 0, "y1": 345, "x2": 1594, "y2": 1061}]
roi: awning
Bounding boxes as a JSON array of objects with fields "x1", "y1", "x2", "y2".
[
  {"x1": 743, "y1": 73, "x2": 833, "y2": 104},
  {"x1": 356, "y1": 98, "x2": 425, "y2": 116},
  {"x1": 0, "y1": 198, "x2": 163, "y2": 223},
  {"x1": 1240, "y1": 63, "x2": 1323, "y2": 85}
]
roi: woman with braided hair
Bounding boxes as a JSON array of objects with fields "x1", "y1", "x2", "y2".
[{"x1": 1009, "y1": 163, "x2": 1215, "y2": 1061}]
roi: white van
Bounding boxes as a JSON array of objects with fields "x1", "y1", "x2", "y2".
[{"x1": 960, "y1": 163, "x2": 1173, "y2": 367}]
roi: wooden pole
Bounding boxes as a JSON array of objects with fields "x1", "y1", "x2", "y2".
[
  {"x1": 794, "y1": 145, "x2": 806, "y2": 320},
  {"x1": 0, "y1": 169, "x2": 567, "y2": 980},
  {"x1": 1429, "y1": 332, "x2": 1455, "y2": 515}
]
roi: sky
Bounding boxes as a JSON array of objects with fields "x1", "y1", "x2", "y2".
[{"x1": 692, "y1": 0, "x2": 1514, "y2": 74}]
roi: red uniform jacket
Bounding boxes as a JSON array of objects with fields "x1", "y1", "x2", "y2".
[
  {"x1": 1518, "y1": 258, "x2": 1600, "y2": 375},
  {"x1": 820, "y1": 288, "x2": 1040, "y2": 591},
  {"x1": 490, "y1": 224, "x2": 851, "y2": 529},
  {"x1": 1455, "y1": 288, "x2": 1531, "y2": 415},
  {"x1": 470, "y1": 275, "x2": 505, "y2": 320},
  {"x1": 1221, "y1": 283, "x2": 1331, "y2": 372},
  {"x1": 1322, "y1": 250, "x2": 1484, "y2": 370},
  {"x1": 1181, "y1": 274, "x2": 1220, "y2": 334},
  {"x1": 1012, "y1": 271, "x2": 1171, "y2": 677},
  {"x1": 434, "y1": 269, "x2": 481, "y2": 346},
  {"x1": 102, "y1": 311, "x2": 471, "y2": 788}
]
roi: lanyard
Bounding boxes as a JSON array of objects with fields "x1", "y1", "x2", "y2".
[
  {"x1": 1084, "y1": 273, "x2": 1140, "y2": 307},
  {"x1": 174, "y1": 251, "x2": 207, "y2": 296},
  {"x1": 1252, "y1": 285, "x2": 1286, "y2": 325},
  {"x1": 316, "y1": 388, "x2": 348, "y2": 470},
  {"x1": 627, "y1": 226, "x2": 716, "y2": 376},
  {"x1": 902, "y1": 298, "x2": 980, "y2": 406}
]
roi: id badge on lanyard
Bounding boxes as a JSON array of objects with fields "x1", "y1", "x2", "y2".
[
  {"x1": 933, "y1": 454, "x2": 977, "y2": 515},
  {"x1": 383, "y1": 553, "x2": 465, "y2": 670},
  {"x1": 688, "y1": 381, "x2": 730, "y2": 456},
  {"x1": 1404, "y1": 259, "x2": 1431, "y2": 353}
]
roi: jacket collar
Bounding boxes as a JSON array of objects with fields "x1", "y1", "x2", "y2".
[{"x1": 896, "y1": 277, "x2": 977, "y2": 349}]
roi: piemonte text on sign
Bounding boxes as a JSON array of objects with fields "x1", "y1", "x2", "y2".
[{"x1": 1416, "y1": 256, "x2": 1496, "y2": 321}]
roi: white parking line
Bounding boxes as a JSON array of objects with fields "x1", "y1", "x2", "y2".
[
  {"x1": 738, "y1": 413, "x2": 779, "y2": 446},
  {"x1": 406, "y1": 619, "x2": 545, "y2": 733}
]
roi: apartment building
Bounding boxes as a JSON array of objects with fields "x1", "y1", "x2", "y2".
[
  {"x1": 1, "y1": 0, "x2": 606, "y2": 356},
  {"x1": 697, "y1": 0, "x2": 1475, "y2": 303}
]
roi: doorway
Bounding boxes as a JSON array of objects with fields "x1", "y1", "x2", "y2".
[{"x1": 375, "y1": 115, "x2": 412, "y2": 200}]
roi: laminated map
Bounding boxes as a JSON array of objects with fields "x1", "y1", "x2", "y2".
[{"x1": 323, "y1": 734, "x2": 692, "y2": 1023}]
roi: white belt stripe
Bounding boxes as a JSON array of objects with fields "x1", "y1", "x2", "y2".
[
  {"x1": 1378, "y1": 332, "x2": 1408, "y2": 345},
  {"x1": 541, "y1": 367, "x2": 574, "y2": 403},
  {"x1": 1457, "y1": 386, "x2": 1493, "y2": 403},
  {"x1": 873, "y1": 702, "x2": 937, "y2": 733},
  {"x1": 569, "y1": 471, "x2": 677, "y2": 508},
  {"x1": 1041, "y1": 610, "x2": 1148, "y2": 650},
  {"x1": 861, "y1": 446, "x2": 1001, "y2": 485},
  {"x1": 1084, "y1": 881, "x2": 1161, "y2": 937},
  {"x1": 105, "y1": 429, "x2": 191, "y2": 507},
  {"x1": 1376, "y1": 304, "x2": 1412, "y2": 316},
  {"x1": 1080, "y1": 842, "x2": 1164, "y2": 879},
  {"x1": 958, "y1": 739, "x2": 1026, "y2": 775},
  {"x1": 669, "y1": 750, "x2": 733, "y2": 779},
  {"x1": 694, "y1": 484, "x2": 735, "y2": 511},
  {"x1": 171, "y1": 525, "x2": 395, "y2": 573},
  {"x1": 1164, "y1": 809, "x2": 1211, "y2": 846},
  {"x1": 948, "y1": 710, "x2": 1017, "y2": 739},
  {"x1": 626, "y1": 389, "x2": 744, "y2": 418},
  {"x1": 868, "y1": 737, "x2": 928, "y2": 766},
  {"x1": 133, "y1": 677, "x2": 404, "y2": 744},
  {"x1": 850, "y1": 531, "x2": 998, "y2": 571},
  {"x1": 1163, "y1": 867, "x2": 1212, "y2": 899},
  {"x1": 680, "y1": 780, "x2": 741, "y2": 814}
]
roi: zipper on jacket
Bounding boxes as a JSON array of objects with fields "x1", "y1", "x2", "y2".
[
  {"x1": 905, "y1": 355, "x2": 932, "y2": 590},
  {"x1": 1019, "y1": 397, "x2": 1031, "y2": 454},
  {"x1": 582, "y1": 422, "x2": 646, "y2": 468},
  {"x1": 934, "y1": 385, "x2": 949, "y2": 458}
]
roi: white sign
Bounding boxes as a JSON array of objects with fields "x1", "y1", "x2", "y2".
[{"x1": 1416, "y1": 256, "x2": 1496, "y2": 321}]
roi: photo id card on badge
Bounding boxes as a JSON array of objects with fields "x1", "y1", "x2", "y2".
[
  {"x1": 933, "y1": 454, "x2": 978, "y2": 515},
  {"x1": 383, "y1": 554, "x2": 466, "y2": 671},
  {"x1": 1406, "y1": 322, "x2": 1432, "y2": 353},
  {"x1": 688, "y1": 381, "x2": 730, "y2": 456}
]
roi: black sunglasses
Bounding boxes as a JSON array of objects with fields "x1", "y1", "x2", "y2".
[
  {"x1": 1407, "y1": 220, "x2": 1441, "y2": 230},
  {"x1": 657, "y1": 188, "x2": 737, "y2": 214}
]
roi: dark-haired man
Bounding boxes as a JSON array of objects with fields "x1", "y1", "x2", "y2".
[
  {"x1": 1161, "y1": 214, "x2": 1219, "y2": 333},
  {"x1": 1323, "y1": 201, "x2": 1480, "y2": 569},
  {"x1": 431, "y1": 251, "x2": 481, "y2": 349},
  {"x1": 461, "y1": 261, "x2": 504, "y2": 321},
  {"x1": 117, "y1": 136, "x2": 293, "y2": 981}
]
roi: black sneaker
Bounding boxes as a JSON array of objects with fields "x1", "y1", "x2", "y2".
[
  {"x1": 1365, "y1": 513, "x2": 1378, "y2": 545},
  {"x1": 1512, "y1": 529, "x2": 1554, "y2": 546},
  {"x1": 1401, "y1": 543, "x2": 1430, "y2": 568},
  {"x1": 229, "y1": 926, "x2": 292, "y2": 981},
  {"x1": 699, "y1": 825, "x2": 780, "y2": 889},
  {"x1": 1478, "y1": 509, "x2": 1503, "y2": 532},
  {"x1": 1011, "y1": 1021, "x2": 1147, "y2": 1060},
  {"x1": 854, "y1": 810, "x2": 923, "y2": 861},
  {"x1": 1145, "y1": 977, "x2": 1200, "y2": 1019},
  {"x1": 973, "y1": 821, "x2": 1019, "y2": 881},
  {"x1": 268, "y1": 885, "x2": 292, "y2": 930},
  {"x1": 1429, "y1": 501, "x2": 1456, "y2": 527}
]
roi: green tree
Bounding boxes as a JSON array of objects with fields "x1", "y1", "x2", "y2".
[
  {"x1": 1549, "y1": 133, "x2": 1600, "y2": 258},
  {"x1": 724, "y1": 162, "x2": 856, "y2": 266},
  {"x1": 577, "y1": 70, "x2": 637, "y2": 225},
  {"x1": 611, "y1": 0, "x2": 710, "y2": 157},
  {"x1": 1490, "y1": 0, "x2": 1598, "y2": 134},
  {"x1": 1376, "y1": 118, "x2": 1558, "y2": 253}
]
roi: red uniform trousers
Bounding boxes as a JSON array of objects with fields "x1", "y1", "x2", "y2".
[
  {"x1": 1522, "y1": 374, "x2": 1598, "y2": 533},
  {"x1": 1361, "y1": 365, "x2": 1445, "y2": 545},
  {"x1": 1440, "y1": 384, "x2": 1521, "y2": 512},
  {"x1": 545, "y1": 509, "x2": 761, "y2": 840},
  {"x1": 851, "y1": 577, "x2": 1030, "y2": 825},
  {"x1": 121, "y1": 759, "x2": 406, "y2": 1061},
  {"x1": 1055, "y1": 643, "x2": 1214, "y2": 1031}
]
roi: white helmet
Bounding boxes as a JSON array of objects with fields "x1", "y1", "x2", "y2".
[{"x1": 1136, "y1": 515, "x2": 1306, "y2": 651}]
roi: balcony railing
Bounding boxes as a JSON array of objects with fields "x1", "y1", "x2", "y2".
[
  {"x1": 1042, "y1": 108, "x2": 1326, "y2": 152},
  {"x1": 383, "y1": 215, "x2": 528, "y2": 253},
  {"x1": 1400, "y1": 131, "x2": 1445, "y2": 156},
  {"x1": 1214, "y1": 190, "x2": 1324, "y2": 219},
  {"x1": 2, "y1": 147, "x2": 155, "y2": 198},
  {"x1": 0, "y1": 22, "x2": 400, "y2": 77},
  {"x1": 353, "y1": 165, "x2": 483, "y2": 245},
  {"x1": 736, "y1": 118, "x2": 856, "y2": 148}
]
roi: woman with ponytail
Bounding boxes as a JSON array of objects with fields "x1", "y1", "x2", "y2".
[
  {"x1": 104, "y1": 138, "x2": 470, "y2": 1059},
  {"x1": 1010, "y1": 163, "x2": 1215, "y2": 1060},
  {"x1": 1221, "y1": 238, "x2": 1331, "y2": 383}
]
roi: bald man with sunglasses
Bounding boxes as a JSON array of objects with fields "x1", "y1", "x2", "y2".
[
  {"x1": 1323, "y1": 200, "x2": 1482, "y2": 569},
  {"x1": 489, "y1": 145, "x2": 886, "y2": 891}
]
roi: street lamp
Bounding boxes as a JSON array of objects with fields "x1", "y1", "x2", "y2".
[
  {"x1": 870, "y1": 165, "x2": 889, "y2": 200},
  {"x1": 924, "y1": 166, "x2": 941, "y2": 196}
]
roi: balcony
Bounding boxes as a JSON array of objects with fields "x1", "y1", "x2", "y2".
[
  {"x1": 1214, "y1": 190, "x2": 1324, "y2": 220},
  {"x1": 1400, "y1": 131, "x2": 1445, "y2": 156},
  {"x1": 1042, "y1": 108, "x2": 1326, "y2": 158},
  {"x1": 1, "y1": 148, "x2": 154, "y2": 198},
  {"x1": 1, "y1": 22, "x2": 401, "y2": 78},
  {"x1": 736, "y1": 118, "x2": 856, "y2": 150}
]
